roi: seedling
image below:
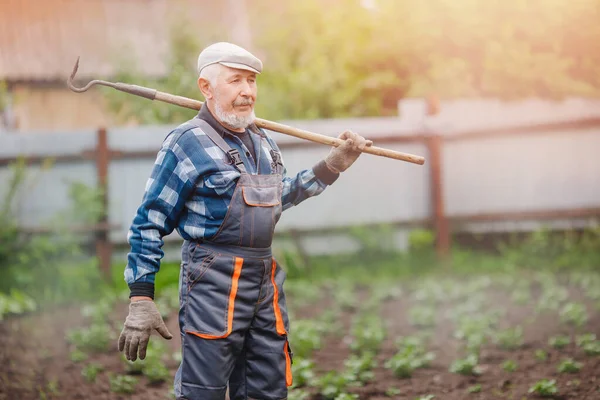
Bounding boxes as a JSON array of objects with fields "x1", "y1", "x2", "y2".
[
  {"x1": 528, "y1": 379, "x2": 558, "y2": 397},
  {"x1": 385, "y1": 387, "x2": 401, "y2": 396},
  {"x1": 557, "y1": 358, "x2": 583, "y2": 373},
  {"x1": 559, "y1": 303, "x2": 588, "y2": 327},
  {"x1": 408, "y1": 306, "x2": 436, "y2": 328},
  {"x1": 69, "y1": 349, "x2": 88, "y2": 363},
  {"x1": 81, "y1": 363, "x2": 103, "y2": 383},
  {"x1": 334, "y1": 394, "x2": 359, "y2": 400},
  {"x1": 582, "y1": 341, "x2": 600, "y2": 356},
  {"x1": 109, "y1": 374, "x2": 138, "y2": 394},
  {"x1": 349, "y1": 314, "x2": 386, "y2": 354},
  {"x1": 385, "y1": 337, "x2": 435, "y2": 378},
  {"x1": 467, "y1": 384, "x2": 482, "y2": 393},
  {"x1": 502, "y1": 359, "x2": 518, "y2": 372},
  {"x1": 575, "y1": 333, "x2": 596, "y2": 347},
  {"x1": 317, "y1": 371, "x2": 355, "y2": 400},
  {"x1": 288, "y1": 389, "x2": 310, "y2": 400},
  {"x1": 494, "y1": 326, "x2": 524, "y2": 350},
  {"x1": 66, "y1": 323, "x2": 113, "y2": 353},
  {"x1": 143, "y1": 362, "x2": 170, "y2": 384},
  {"x1": 344, "y1": 352, "x2": 377, "y2": 384},
  {"x1": 415, "y1": 395, "x2": 435, "y2": 400},
  {"x1": 449, "y1": 354, "x2": 481, "y2": 376},
  {"x1": 535, "y1": 349, "x2": 548, "y2": 362},
  {"x1": 292, "y1": 358, "x2": 316, "y2": 388},
  {"x1": 548, "y1": 335, "x2": 570, "y2": 349}
]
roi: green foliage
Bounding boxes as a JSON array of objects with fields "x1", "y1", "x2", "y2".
[
  {"x1": 502, "y1": 359, "x2": 518, "y2": 372},
  {"x1": 575, "y1": 333, "x2": 596, "y2": 347},
  {"x1": 0, "y1": 289, "x2": 36, "y2": 320},
  {"x1": 494, "y1": 326, "x2": 524, "y2": 350},
  {"x1": 291, "y1": 358, "x2": 317, "y2": 388},
  {"x1": 408, "y1": 306, "x2": 436, "y2": 328},
  {"x1": 467, "y1": 384, "x2": 482, "y2": 393},
  {"x1": 0, "y1": 80, "x2": 9, "y2": 112},
  {"x1": 559, "y1": 303, "x2": 588, "y2": 327},
  {"x1": 66, "y1": 323, "x2": 114, "y2": 353},
  {"x1": 449, "y1": 354, "x2": 481, "y2": 376},
  {"x1": 316, "y1": 371, "x2": 355, "y2": 400},
  {"x1": 549, "y1": 335, "x2": 571, "y2": 349},
  {"x1": 344, "y1": 352, "x2": 377, "y2": 384},
  {"x1": 385, "y1": 336, "x2": 435, "y2": 378},
  {"x1": 109, "y1": 374, "x2": 138, "y2": 394},
  {"x1": 349, "y1": 314, "x2": 386, "y2": 354},
  {"x1": 535, "y1": 349, "x2": 548, "y2": 362},
  {"x1": 288, "y1": 389, "x2": 310, "y2": 400},
  {"x1": 102, "y1": 22, "x2": 203, "y2": 125},
  {"x1": 81, "y1": 363, "x2": 104, "y2": 383},
  {"x1": 0, "y1": 159, "x2": 108, "y2": 305},
  {"x1": 104, "y1": 1, "x2": 600, "y2": 125},
  {"x1": 557, "y1": 358, "x2": 583, "y2": 373},
  {"x1": 529, "y1": 379, "x2": 558, "y2": 397},
  {"x1": 498, "y1": 228, "x2": 600, "y2": 270},
  {"x1": 582, "y1": 341, "x2": 600, "y2": 356}
]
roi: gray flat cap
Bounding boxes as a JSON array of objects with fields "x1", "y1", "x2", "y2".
[{"x1": 197, "y1": 42, "x2": 263, "y2": 75}]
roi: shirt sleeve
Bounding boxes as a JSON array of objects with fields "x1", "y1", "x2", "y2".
[
  {"x1": 124, "y1": 130, "x2": 203, "y2": 297},
  {"x1": 265, "y1": 134, "x2": 340, "y2": 211}
]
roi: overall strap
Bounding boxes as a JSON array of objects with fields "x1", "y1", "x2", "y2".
[
  {"x1": 249, "y1": 124, "x2": 284, "y2": 175},
  {"x1": 187, "y1": 118, "x2": 247, "y2": 173}
]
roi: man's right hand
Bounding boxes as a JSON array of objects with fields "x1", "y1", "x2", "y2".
[{"x1": 118, "y1": 299, "x2": 173, "y2": 361}]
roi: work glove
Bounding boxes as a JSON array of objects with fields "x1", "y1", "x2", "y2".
[
  {"x1": 118, "y1": 300, "x2": 173, "y2": 361},
  {"x1": 324, "y1": 130, "x2": 373, "y2": 173}
]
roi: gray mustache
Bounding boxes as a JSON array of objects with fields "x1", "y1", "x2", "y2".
[{"x1": 233, "y1": 99, "x2": 254, "y2": 106}]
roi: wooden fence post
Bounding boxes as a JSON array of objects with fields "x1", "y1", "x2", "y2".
[
  {"x1": 426, "y1": 134, "x2": 450, "y2": 258},
  {"x1": 95, "y1": 127, "x2": 112, "y2": 280}
]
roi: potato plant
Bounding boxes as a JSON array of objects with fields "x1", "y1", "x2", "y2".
[
  {"x1": 494, "y1": 326, "x2": 524, "y2": 350},
  {"x1": 557, "y1": 358, "x2": 583, "y2": 373},
  {"x1": 449, "y1": 354, "x2": 481, "y2": 376},
  {"x1": 529, "y1": 379, "x2": 558, "y2": 397},
  {"x1": 548, "y1": 335, "x2": 570, "y2": 349},
  {"x1": 109, "y1": 374, "x2": 138, "y2": 394}
]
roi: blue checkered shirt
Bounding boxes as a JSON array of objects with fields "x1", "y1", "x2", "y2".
[{"x1": 125, "y1": 107, "x2": 337, "y2": 292}]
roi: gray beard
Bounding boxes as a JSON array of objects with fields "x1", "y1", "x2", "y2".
[{"x1": 214, "y1": 101, "x2": 256, "y2": 130}]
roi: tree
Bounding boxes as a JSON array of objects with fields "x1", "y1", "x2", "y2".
[{"x1": 103, "y1": 0, "x2": 600, "y2": 124}]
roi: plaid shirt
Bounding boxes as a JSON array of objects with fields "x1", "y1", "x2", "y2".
[{"x1": 125, "y1": 106, "x2": 338, "y2": 293}]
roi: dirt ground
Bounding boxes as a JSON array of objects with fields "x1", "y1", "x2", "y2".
[{"x1": 1, "y1": 275, "x2": 599, "y2": 400}]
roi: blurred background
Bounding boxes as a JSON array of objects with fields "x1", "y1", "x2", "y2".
[{"x1": 1, "y1": 1, "x2": 599, "y2": 399}]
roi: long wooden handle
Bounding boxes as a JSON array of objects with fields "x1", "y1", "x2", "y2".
[{"x1": 153, "y1": 90, "x2": 425, "y2": 165}]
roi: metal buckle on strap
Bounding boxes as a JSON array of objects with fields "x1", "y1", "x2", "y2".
[
  {"x1": 270, "y1": 149, "x2": 283, "y2": 171},
  {"x1": 227, "y1": 149, "x2": 244, "y2": 166}
]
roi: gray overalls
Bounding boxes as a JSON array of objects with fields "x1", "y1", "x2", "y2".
[{"x1": 174, "y1": 119, "x2": 293, "y2": 400}]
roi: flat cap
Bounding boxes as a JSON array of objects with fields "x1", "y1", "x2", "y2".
[{"x1": 197, "y1": 42, "x2": 263, "y2": 75}]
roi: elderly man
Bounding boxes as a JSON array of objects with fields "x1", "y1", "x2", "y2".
[{"x1": 118, "y1": 42, "x2": 371, "y2": 400}]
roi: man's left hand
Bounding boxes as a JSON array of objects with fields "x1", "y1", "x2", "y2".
[{"x1": 324, "y1": 130, "x2": 373, "y2": 173}]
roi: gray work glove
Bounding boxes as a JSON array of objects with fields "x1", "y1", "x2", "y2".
[
  {"x1": 118, "y1": 300, "x2": 173, "y2": 361},
  {"x1": 324, "y1": 130, "x2": 373, "y2": 173}
]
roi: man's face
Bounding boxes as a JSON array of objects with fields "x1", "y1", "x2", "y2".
[
  {"x1": 207, "y1": 66, "x2": 258, "y2": 130},
  {"x1": 214, "y1": 67, "x2": 257, "y2": 116}
]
